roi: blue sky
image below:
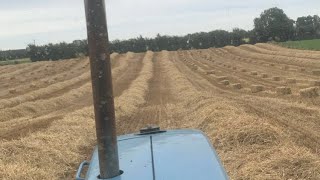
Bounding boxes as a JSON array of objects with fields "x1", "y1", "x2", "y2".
[{"x1": 1, "y1": 0, "x2": 319, "y2": 50}]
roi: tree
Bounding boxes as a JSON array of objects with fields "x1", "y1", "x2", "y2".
[
  {"x1": 231, "y1": 28, "x2": 248, "y2": 46},
  {"x1": 254, "y1": 7, "x2": 295, "y2": 42},
  {"x1": 296, "y1": 16, "x2": 315, "y2": 39},
  {"x1": 296, "y1": 15, "x2": 320, "y2": 39},
  {"x1": 314, "y1": 15, "x2": 320, "y2": 38},
  {"x1": 25, "y1": 27, "x2": 248, "y2": 62},
  {"x1": 27, "y1": 42, "x2": 81, "y2": 61},
  {"x1": 208, "y1": 30, "x2": 232, "y2": 48},
  {"x1": 247, "y1": 30, "x2": 258, "y2": 44},
  {"x1": 0, "y1": 49, "x2": 28, "y2": 61}
]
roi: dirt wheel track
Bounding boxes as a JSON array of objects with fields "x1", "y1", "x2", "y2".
[{"x1": 117, "y1": 51, "x2": 175, "y2": 135}]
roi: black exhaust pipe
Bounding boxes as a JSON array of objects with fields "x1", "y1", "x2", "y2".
[{"x1": 84, "y1": 0, "x2": 120, "y2": 178}]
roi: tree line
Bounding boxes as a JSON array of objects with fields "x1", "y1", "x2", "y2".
[
  {"x1": 110, "y1": 29, "x2": 248, "y2": 53},
  {"x1": 27, "y1": 41, "x2": 88, "y2": 61},
  {"x1": 4, "y1": 7, "x2": 320, "y2": 62},
  {"x1": 252, "y1": 8, "x2": 320, "y2": 43},
  {"x1": 0, "y1": 49, "x2": 28, "y2": 61}
]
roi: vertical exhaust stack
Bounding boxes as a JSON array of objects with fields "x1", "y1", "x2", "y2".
[{"x1": 84, "y1": 0, "x2": 120, "y2": 179}]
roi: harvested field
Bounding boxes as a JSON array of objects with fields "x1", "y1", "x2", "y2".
[
  {"x1": 1, "y1": 44, "x2": 320, "y2": 180},
  {"x1": 220, "y1": 80, "x2": 230, "y2": 85},
  {"x1": 231, "y1": 83, "x2": 242, "y2": 89},
  {"x1": 312, "y1": 69, "x2": 320, "y2": 75},
  {"x1": 273, "y1": 76, "x2": 281, "y2": 81},
  {"x1": 311, "y1": 80, "x2": 320, "y2": 86},
  {"x1": 300, "y1": 87, "x2": 319, "y2": 98},
  {"x1": 286, "y1": 78, "x2": 296, "y2": 84},
  {"x1": 251, "y1": 85, "x2": 264, "y2": 93},
  {"x1": 250, "y1": 71, "x2": 258, "y2": 75},
  {"x1": 276, "y1": 87, "x2": 292, "y2": 95},
  {"x1": 261, "y1": 73, "x2": 268, "y2": 78}
]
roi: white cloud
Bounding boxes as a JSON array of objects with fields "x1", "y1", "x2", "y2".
[
  {"x1": 0, "y1": 7, "x2": 85, "y2": 37},
  {"x1": 0, "y1": 0, "x2": 320, "y2": 49}
]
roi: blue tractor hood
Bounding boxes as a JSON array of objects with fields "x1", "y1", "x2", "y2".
[{"x1": 78, "y1": 129, "x2": 228, "y2": 180}]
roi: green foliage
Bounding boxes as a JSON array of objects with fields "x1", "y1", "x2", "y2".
[
  {"x1": 27, "y1": 40, "x2": 88, "y2": 62},
  {"x1": 26, "y1": 29, "x2": 248, "y2": 62},
  {"x1": 0, "y1": 58, "x2": 31, "y2": 66},
  {"x1": 279, "y1": 39, "x2": 320, "y2": 51},
  {"x1": 109, "y1": 30, "x2": 248, "y2": 54},
  {"x1": 0, "y1": 49, "x2": 28, "y2": 61},
  {"x1": 231, "y1": 28, "x2": 248, "y2": 46},
  {"x1": 296, "y1": 15, "x2": 320, "y2": 40},
  {"x1": 254, "y1": 7, "x2": 295, "y2": 42}
]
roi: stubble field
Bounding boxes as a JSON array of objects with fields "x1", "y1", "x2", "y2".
[{"x1": 0, "y1": 43, "x2": 320, "y2": 180}]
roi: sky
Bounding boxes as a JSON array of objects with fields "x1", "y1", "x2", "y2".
[{"x1": 0, "y1": 0, "x2": 319, "y2": 50}]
